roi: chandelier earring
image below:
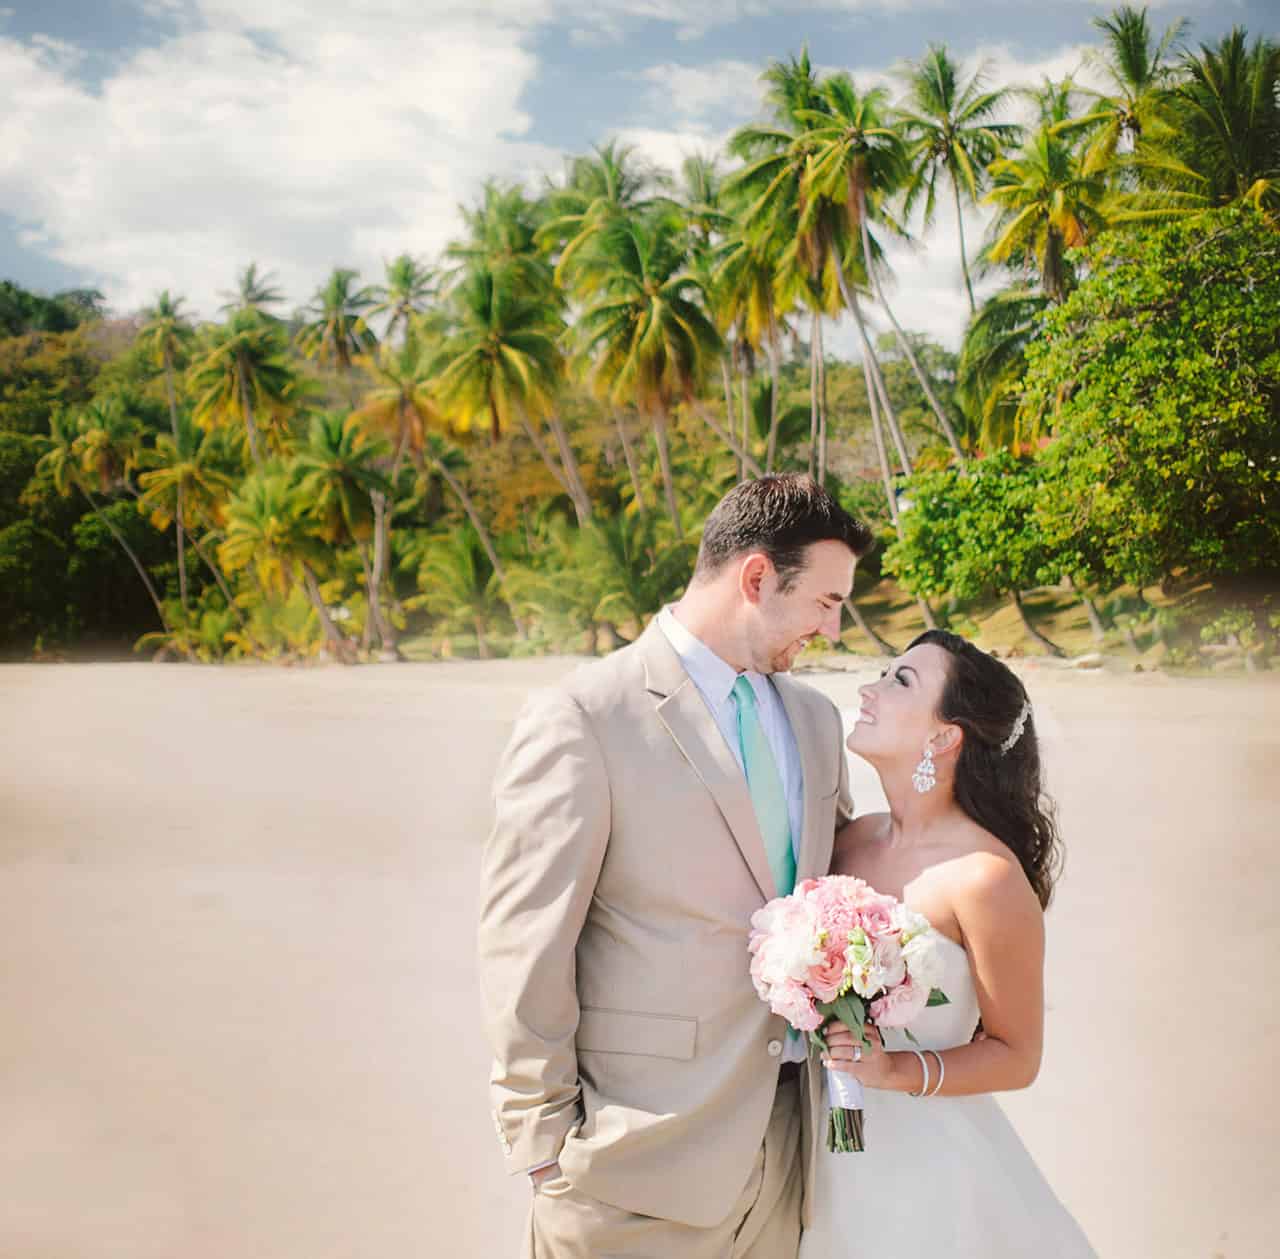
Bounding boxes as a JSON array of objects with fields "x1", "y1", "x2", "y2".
[{"x1": 912, "y1": 743, "x2": 937, "y2": 794}]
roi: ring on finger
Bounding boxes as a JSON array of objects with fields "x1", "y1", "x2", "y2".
[{"x1": 853, "y1": 1046, "x2": 862, "y2": 1063}]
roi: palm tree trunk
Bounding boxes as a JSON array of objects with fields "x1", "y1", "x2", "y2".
[
  {"x1": 692, "y1": 403, "x2": 764, "y2": 477},
  {"x1": 78, "y1": 483, "x2": 171, "y2": 634},
  {"x1": 816, "y1": 317, "x2": 828, "y2": 486},
  {"x1": 614, "y1": 413, "x2": 647, "y2": 509},
  {"x1": 739, "y1": 343, "x2": 752, "y2": 485},
  {"x1": 518, "y1": 413, "x2": 572, "y2": 499},
  {"x1": 176, "y1": 481, "x2": 189, "y2": 613},
  {"x1": 721, "y1": 355, "x2": 740, "y2": 481},
  {"x1": 835, "y1": 265, "x2": 912, "y2": 474},
  {"x1": 951, "y1": 171, "x2": 978, "y2": 316},
  {"x1": 1012, "y1": 588, "x2": 1065, "y2": 657},
  {"x1": 429, "y1": 455, "x2": 526, "y2": 639},
  {"x1": 843, "y1": 597, "x2": 895, "y2": 656},
  {"x1": 187, "y1": 530, "x2": 246, "y2": 626},
  {"x1": 546, "y1": 412, "x2": 593, "y2": 525},
  {"x1": 358, "y1": 541, "x2": 377, "y2": 651},
  {"x1": 861, "y1": 347, "x2": 900, "y2": 533},
  {"x1": 366, "y1": 500, "x2": 401, "y2": 657},
  {"x1": 858, "y1": 193, "x2": 966, "y2": 464},
  {"x1": 808, "y1": 311, "x2": 820, "y2": 479},
  {"x1": 650, "y1": 409, "x2": 683, "y2": 540},
  {"x1": 1065, "y1": 573, "x2": 1107, "y2": 642},
  {"x1": 236, "y1": 351, "x2": 263, "y2": 465},
  {"x1": 162, "y1": 352, "x2": 189, "y2": 614},
  {"x1": 766, "y1": 323, "x2": 782, "y2": 475},
  {"x1": 299, "y1": 560, "x2": 353, "y2": 663}
]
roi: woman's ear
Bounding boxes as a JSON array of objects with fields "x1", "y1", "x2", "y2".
[{"x1": 931, "y1": 723, "x2": 963, "y2": 759}]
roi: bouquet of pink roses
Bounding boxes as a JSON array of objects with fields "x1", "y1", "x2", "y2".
[{"x1": 748, "y1": 875, "x2": 949, "y2": 1151}]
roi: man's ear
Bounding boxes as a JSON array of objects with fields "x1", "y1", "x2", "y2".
[{"x1": 739, "y1": 552, "x2": 770, "y2": 605}]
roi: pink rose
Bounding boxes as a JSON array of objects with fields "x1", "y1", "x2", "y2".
[
  {"x1": 870, "y1": 979, "x2": 931, "y2": 1028},
  {"x1": 772, "y1": 981, "x2": 822, "y2": 1032},
  {"x1": 808, "y1": 943, "x2": 849, "y2": 1003},
  {"x1": 857, "y1": 898, "x2": 896, "y2": 938}
]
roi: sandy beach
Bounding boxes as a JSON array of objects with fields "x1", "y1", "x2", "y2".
[{"x1": 1, "y1": 657, "x2": 1276, "y2": 1258}]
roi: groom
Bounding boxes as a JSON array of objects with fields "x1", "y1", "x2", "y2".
[{"x1": 478, "y1": 475, "x2": 871, "y2": 1257}]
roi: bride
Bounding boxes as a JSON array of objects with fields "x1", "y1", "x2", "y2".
[{"x1": 800, "y1": 629, "x2": 1096, "y2": 1258}]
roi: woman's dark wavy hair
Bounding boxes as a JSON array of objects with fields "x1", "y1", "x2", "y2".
[{"x1": 910, "y1": 630, "x2": 1064, "y2": 909}]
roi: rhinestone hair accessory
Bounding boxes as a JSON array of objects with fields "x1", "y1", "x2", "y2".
[{"x1": 999, "y1": 700, "x2": 1032, "y2": 755}]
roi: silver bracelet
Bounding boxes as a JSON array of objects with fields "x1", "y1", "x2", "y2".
[
  {"x1": 927, "y1": 1049, "x2": 945, "y2": 1097},
  {"x1": 907, "y1": 1048, "x2": 930, "y2": 1097}
]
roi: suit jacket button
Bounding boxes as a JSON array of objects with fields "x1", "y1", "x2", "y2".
[{"x1": 767, "y1": 1039, "x2": 783, "y2": 1057}]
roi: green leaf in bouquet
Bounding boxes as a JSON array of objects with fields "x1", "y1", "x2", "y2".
[{"x1": 926, "y1": 987, "x2": 950, "y2": 1008}]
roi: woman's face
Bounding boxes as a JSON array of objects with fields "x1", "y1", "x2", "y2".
[{"x1": 847, "y1": 643, "x2": 953, "y2": 764}]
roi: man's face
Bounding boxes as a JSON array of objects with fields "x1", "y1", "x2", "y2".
[{"x1": 747, "y1": 540, "x2": 857, "y2": 674}]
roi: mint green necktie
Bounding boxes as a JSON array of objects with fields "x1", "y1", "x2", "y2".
[{"x1": 732, "y1": 676, "x2": 796, "y2": 897}]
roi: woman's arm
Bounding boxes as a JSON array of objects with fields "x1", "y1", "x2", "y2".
[{"x1": 825, "y1": 853, "x2": 1046, "y2": 1096}]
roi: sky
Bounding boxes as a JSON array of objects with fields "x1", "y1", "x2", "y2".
[{"x1": 0, "y1": 0, "x2": 1274, "y2": 352}]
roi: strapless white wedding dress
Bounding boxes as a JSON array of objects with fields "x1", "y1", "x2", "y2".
[{"x1": 799, "y1": 933, "x2": 1097, "y2": 1257}]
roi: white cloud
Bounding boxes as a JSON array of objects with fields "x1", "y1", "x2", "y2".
[
  {"x1": 632, "y1": 60, "x2": 764, "y2": 127},
  {"x1": 0, "y1": 2, "x2": 561, "y2": 318}
]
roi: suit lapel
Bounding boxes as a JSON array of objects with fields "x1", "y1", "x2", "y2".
[
  {"x1": 640, "y1": 623, "x2": 777, "y2": 903},
  {"x1": 773, "y1": 674, "x2": 828, "y2": 884}
]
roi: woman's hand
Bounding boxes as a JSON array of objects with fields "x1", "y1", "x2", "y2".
[{"x1": 820, "y1": 1020, "x2": 895, "y2": 1089}]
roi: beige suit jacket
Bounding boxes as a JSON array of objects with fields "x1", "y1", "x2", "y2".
[{"x1": 477, "y1": 621, "x2": 854, "y2": 1227}]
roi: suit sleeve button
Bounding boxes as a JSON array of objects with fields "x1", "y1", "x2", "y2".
[{"x1": 767, "y1": 1039, "x2": 783, "y2": 1057}]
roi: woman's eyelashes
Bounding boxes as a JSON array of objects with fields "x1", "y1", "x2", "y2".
[{"x1": 877, "y1": 667, "x2": 910, "y2": 686}]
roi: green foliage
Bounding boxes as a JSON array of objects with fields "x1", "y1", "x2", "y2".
[
  {"x1": 884, "y1": 452, "x2": 1058, "y2": 599},
  {"x1": 1025, "y1": 207, "x2": 1280, "y2": 586}
]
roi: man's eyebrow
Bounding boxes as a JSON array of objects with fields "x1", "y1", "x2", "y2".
[{"x1": 824, "y1": 592, "x2": 846, "y2": 603}]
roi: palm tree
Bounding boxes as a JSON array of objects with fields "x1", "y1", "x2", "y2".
[
  {"x1": 445, "y1": 182, "x2": 553, "y2": 293},
  {"x1": 433, "y1": 265, "x2": 593, "y2": 525},
  {"x1": 370, "y1": 254, "x2": 435, "y2": 344},
  {"x1": 897, "y1": 44, "x2": 1019, "y2": 312},
  {"x1": 412, "y1": 526, "x2": 506, "y2": 659},
  {"x1": 37, "y1": 403, "x2": 170, "y2": 635},
  {"x1": 295, "y1": 267, "x2": 378, "y2": 404},
  {"x1": 138, "y1": 291, "x2": 195, "y2": 607},
  {"x1": 712, "y1": 151, "x2": 797, "y2": 479},
  {"x1": 1129, "y1": 29, "x2": 1280, "y2": 218},
  {"x1": 218, "y1": 262, "x2": 285, "y2": 318},
  {"x1": 219, "y1": 463, "x2": 353, "y2": 662},
  {"x1": 955, "y1": 286, "x2": 1049, "y2": 454},
  {"x1": 728, "y1": 50, "x2": 846, "y2": 482},
  {"x1": 187, "y1": 310, "x2": 297, "y2": 464},
  {"x1": 295, "y1": 411, "x2": 395, "y2": 654},
  {"x1": 538, "y1": 141, "x2": 666, "y2": 290},
  {"x1": 1075, "y1": 5, "x2": 1185, "y2": 177},
  {"x1": 984, "y1": 121, "x2": 1109, "y2": 303},
  {"x1": 804, "y1": 71, "x2": 968, "y2": 463},
  {"x1": 137, "y1": 414, "x2": 240, "y2": 620},
  {"x1": 573, "y1": 212, "x2": 734, "y2": 538}
]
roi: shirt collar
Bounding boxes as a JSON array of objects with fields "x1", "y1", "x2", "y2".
[{"x1": 657, "y1": 605, "x2": 769, "y2": 712}]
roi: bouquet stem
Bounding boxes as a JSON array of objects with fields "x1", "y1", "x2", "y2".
[
  {"x1": 824, "y1": 1064, "x2": 867, "y2": 1153},
  {"x1": 827, "y1": 1105, "x2": 865, "y2": 1153}
]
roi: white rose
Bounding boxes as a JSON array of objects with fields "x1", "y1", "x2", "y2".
[
  {"x1": 869, "y1": 936, "x2": 907, "y2": 992},
  {"x1": 892, "y1": 904, "x2": 933, "y2": 944},
  {"x1": 901, "y1": 930, "x2": 945, "y2": 992}
]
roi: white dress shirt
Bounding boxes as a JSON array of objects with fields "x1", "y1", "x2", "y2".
[{"x1": 657, "y1": 606, "x2": 809, "y2": 1065}]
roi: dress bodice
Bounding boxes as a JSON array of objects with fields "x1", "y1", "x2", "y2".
[{"x1": 880, "y1": 932, "x2": 980, "y2": 1055}]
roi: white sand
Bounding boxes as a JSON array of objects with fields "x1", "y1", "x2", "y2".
[{"x1": 1, "y1": 659, "x2": 1276, "y2": 1258}]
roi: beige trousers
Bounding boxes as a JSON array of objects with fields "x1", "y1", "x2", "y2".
[{"x1": 524, "y1": 1080, "x2": 802, "y2": 1259}]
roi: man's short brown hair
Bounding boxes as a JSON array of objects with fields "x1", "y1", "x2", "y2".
[{"x1": 693, "y1": 475, "x2": 874, "y2": 592}]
